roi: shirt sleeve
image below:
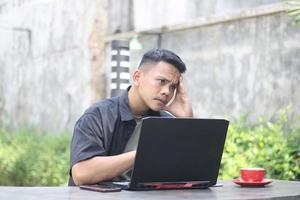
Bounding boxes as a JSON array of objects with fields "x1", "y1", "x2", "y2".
[{"x1": 70, "y1": 113, "x2": 106, "y2": 168}]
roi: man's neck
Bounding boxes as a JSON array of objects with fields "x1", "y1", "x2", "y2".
[{"x1": 128, "y1": 86, "x2": 148, "y2": 118}]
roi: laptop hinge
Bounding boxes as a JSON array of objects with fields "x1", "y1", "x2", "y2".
[{"x1": 137, "y1": 181, "x2": 210, "y2": 189}]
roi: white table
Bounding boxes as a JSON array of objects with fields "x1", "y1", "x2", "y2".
[{"x1": 1, "y1": 180, "x2": 300, "y2": 200}]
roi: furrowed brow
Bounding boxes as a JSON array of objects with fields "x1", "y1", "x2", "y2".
[{"x1": 157, "y1": 76, "x2": 171, "y2": 82}]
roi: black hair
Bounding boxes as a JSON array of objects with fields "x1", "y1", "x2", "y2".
[{"x1": 138, "y1": 48, "x2": 186, "y2": 73}]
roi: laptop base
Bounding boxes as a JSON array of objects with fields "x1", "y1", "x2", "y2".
[{"x1": 112, "y1": 180, "x2": 210, "y2": 191}]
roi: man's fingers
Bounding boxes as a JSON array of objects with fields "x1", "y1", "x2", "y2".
[{"x1": 177, "y1": 76, "x2": 185, "y2": 95}]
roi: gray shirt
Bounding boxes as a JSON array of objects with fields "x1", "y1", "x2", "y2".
[{"x1": 69, "y1": 88, "x2": 171, "y2": 186}]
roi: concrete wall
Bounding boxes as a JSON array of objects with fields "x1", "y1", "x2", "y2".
[
  {"x1": 168, "y1": 13, "x2": 300, "y2": 123},
  {"x1": 0, "y1": 0, "x2": 299, "y2": 131},
  {"x1": 126, "y1": 2, "x2": 300, "y2": 124},
  {"x1": 133, "y1": 0, "x2": 281, "y2": 31},
  {"x1": 0, "y1": 0, "x2": 107, "y2": 131},
  {"x1": 106, "y1": 0, "x2": 134, "y2": 34},
  {"x1": 127, "y1": 4, "x2": 300, "y2": 123}
]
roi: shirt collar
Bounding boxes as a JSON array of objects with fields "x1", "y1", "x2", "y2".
[
  {"x1": 118, "y1": 87, "x2": 135, "y2": 121},
  {"x1": 118, "y1": 86, "x2": 162, "y2": 121}
]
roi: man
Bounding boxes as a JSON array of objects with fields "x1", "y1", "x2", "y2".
[{"x1": 69, "y1": 48, "x2": 193, "y2": 186}]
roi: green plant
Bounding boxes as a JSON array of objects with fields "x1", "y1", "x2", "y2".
[
  {"x1": 286, "y1": 0, "x2": 300, "y2": 26},
  {"x1": 1, "y1": 112, "x2": 299, "y2": 185},
  {"x1": 219, "y1": 112, "x2": 300, "y2": 180},
  {"x1": 0, "y1": 128, "x2": 71, "y2": 186}
]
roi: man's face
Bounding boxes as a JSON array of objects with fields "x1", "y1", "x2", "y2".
[{"x1": 135, "y1": 61, "x2": 181, "y2": 111}]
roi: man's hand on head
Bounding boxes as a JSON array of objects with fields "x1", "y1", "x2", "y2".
[{"x1": 164, "y1": 76, "x2": 193, "y2": 117}]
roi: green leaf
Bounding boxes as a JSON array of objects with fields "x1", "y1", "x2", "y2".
[{"x1": 286, "y1": 0, "x2": 300, "y2": 25}]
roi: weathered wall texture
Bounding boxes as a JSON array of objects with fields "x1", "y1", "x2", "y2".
[
  {"x1": 0, "y1": 0, "x2": 299, "y2": 131},
  {"x1": 0, "y1": 0, "x2": 107, "y2": 131},
  {"x1": 126, "y1": 2, "x2": 300, "y2": 124},
  {"x1": 133, "y1": 0, "x2": 282, "y2": 31},
  {"x1": 165, "y1": 13, "x2": 300, "y2": 123}
]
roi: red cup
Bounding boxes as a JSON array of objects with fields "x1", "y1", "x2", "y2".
[{"x1": 240, "y1": 168, "x2": 265, "y2": 182}]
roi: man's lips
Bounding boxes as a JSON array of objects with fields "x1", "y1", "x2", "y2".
[{"x1": 154, "y1": 98, "x2": 167, "y2": 105}]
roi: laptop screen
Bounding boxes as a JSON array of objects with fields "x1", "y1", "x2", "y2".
[{"x1": 130, "y1": 117, "x2": 229, "y2": 188}]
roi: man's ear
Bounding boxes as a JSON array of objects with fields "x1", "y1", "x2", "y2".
[{"x1": 132, "y1": 70, "x2": 142, "y2": 86}]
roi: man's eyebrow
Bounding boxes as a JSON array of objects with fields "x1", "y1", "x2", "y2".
[
  {"x1": 157, "y1": 76, "x2": 171, "y2": 82},
  {"x1": 157, "y1": 76, "x2": 179, "y2": 86}
]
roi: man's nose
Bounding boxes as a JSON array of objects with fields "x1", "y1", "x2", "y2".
[{"x1": 161, "y1": 85, "x2": 171, "y2": 96}]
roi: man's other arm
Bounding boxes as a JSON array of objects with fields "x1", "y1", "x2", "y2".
[{"x1": 72, "y1": 151, "x2": 136, "y2": 185}]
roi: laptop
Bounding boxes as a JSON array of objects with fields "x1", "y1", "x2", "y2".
[{"x1": 110, "y1": 117, "x2": 228, "y2": 190}]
